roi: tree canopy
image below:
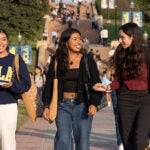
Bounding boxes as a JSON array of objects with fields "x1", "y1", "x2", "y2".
[{"x1": 0, "y1": 0, "x2": 49, "y2": 41}]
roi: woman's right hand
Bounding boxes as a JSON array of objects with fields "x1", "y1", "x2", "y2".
[
  {"x1": 43, "y1": 108, "x2": 50, "y2": 121},
  {"x1": 93, "y1": 83, "x2": 107, "y2": 91}
]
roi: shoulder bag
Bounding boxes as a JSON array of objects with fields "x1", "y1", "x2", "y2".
[
  {"x1": 84, "y1": 55, "x2": 101, "y2": 111},
  {"x1": 14, "y1": 55, "x2": 41, "y2": 122},
  {"x1": 49, "y1": 59, "x2": 58, "y2": 123}
]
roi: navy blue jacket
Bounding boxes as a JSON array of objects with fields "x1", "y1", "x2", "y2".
[{"x1": 0, "y1": 53, "x2": 31, "y2": 104}]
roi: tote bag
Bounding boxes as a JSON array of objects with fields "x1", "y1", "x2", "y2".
[
  {"x1": 49, "y1": 59, "x2": 58, "y2": 123},
  {"x1": 14, "y1": 55, "x2": 41, "y2": 122}
]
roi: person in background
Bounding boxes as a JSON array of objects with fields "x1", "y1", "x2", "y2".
[
  {"x1": 54, "y1": 37, "x2": 59, "y2": 49},
  {"x1": 101, "y1": 69, "x2": 112, "y2": 107},
  {"x1": 91, "y1": 15, "x2": 96, "y2": 30},
  {"x1": 94, "y1": 50, "x2": 101, "y2": 71},
  {"x1": 101, "y1": 28, "x2": 108, "y2": 46},
  {"x1": 93, "y1": 22, "x2": 150, "y2": 150},
  {"x1": 0, "y1": 29, "x2": 31, "y2": 150},
  {"x1": 76, "y1": 14, "x2": 80, "y2": 27},
  {"x1": 52, "y1": 31, "x2": 58, "y2": 44},
  {"x1": 105, "y1": 51, "x2": 124, "y2": 150},
  {"x1": 34, "y1": 66, "x2": 46, "y2": 117},
  {"x1": 86, "y1": 6, "x2": 90, "y2": 19},
  {"x1": 42, "y1": 28, "x2": 102, "y2": 150}
]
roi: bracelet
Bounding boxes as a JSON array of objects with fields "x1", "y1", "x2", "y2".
[
  {"x1": 44, "y1": 106, "x2": 49, "y2": 109},
  {"x1": 106, "y1": 90, "x2": 112, "y2": 93},
  {"x1": 106, "y1": 85, "x2": 111, "y2": 93}
]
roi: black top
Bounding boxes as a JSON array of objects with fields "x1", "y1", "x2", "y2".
[
  {"x1": 62, "y1": 68, "x2": 79, "y2": 93},
  {"x1": 42, "y1": 54, "x2": 102, "y2": 107}
]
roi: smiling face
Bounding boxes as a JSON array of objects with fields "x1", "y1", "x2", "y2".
[
  {"x1": 0, "y1": 32, "x2": 9, "y2": 56},
  {"x1": 119, "y1": 29, "x2": 133, "y2": 49},
  {"x1": 66, "y1": 32, "x2": 83, "y2": 53}
]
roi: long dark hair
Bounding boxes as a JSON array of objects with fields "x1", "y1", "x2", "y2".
[
  {"x1": 115, "y1": 22, "x2": 145, "y2": 78},
  {"x1": 55, "y1": 28, "x2": 81, "y2": 76},
  {"x1": 0, "y1": 29, "x2": 9, "y2": 51}
]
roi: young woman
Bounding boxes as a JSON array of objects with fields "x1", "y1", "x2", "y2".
[
  {"x1": 42, "y1": 28, "x2": 102, "y2": 150},
  {"x1": 93, "y1": 22, "x2": 150, "y2": 150},
  {"x1": 34, "y1": 66, "x2": 46, "y2": 117},
  {"x1": 0, "y1": 29, "x2": 31, "y2": 150}
]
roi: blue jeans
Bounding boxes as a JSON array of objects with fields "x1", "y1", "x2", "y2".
[
  {"x1": 111, "y1": 91, "x2": 122, "y2": 146},
  {"x1": 37, "y1": 87, "x2": 44, "y2": 116},
  {"x1": 54, "y1": 98, "x2": 93, "y2": 150}
]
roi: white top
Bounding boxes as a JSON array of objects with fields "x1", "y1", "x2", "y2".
[
  {"x1": 34, "y1": 75, "x2": 44, "y2": 88},
  {"x1": 101, "y1": 29, "x2": 108, "y2": 38},
  {"x1": 52, "y1": 32, "x2": 57, "y2": 37},
  {"x1": 102, "y1": 75, "x2": 111, "y2": 85}
]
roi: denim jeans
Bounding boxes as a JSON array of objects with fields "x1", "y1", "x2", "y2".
[
  {"x1": 37, "y1": 87, "x2": 44, "y2": 116},
  {"x1": 54, "y1": 98, "x2": 93, "y2": 150},
  {"x1": 111, "y1": 91, "x2": 122, "y2": 146}
]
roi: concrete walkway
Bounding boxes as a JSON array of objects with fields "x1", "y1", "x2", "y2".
[{"x1": 16, "y1": 106, "x2": 118, "y2": 150}]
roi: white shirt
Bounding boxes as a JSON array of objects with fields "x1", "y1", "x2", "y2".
[
  {"x1": 101, "y1": 29, "x2": 108, "y2": 38},
  {"x1": 35, "y1": 75, "x2": 44, "y2": 88},
  {"x1": 102, "y1": 75, "x2": 111, "y2": 85},
  {"x1": 52, "y1": 32, "x2": 57, "y2": 37}
]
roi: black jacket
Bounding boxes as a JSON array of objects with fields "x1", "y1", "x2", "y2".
[{"x1": 42, "y1": 53, "x2": 102, "y2": 107}]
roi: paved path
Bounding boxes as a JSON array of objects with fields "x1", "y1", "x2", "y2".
[{"x1": 16, "y1": 106, "x2": 118, "y2": 150}]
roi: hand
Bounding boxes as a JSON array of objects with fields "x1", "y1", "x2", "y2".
[
  {"x1": 1, "y1": 82, "x2": 13, "y2": 88},
  {"x1": 93, "y1": 83, "x2": 107, "y2": 92},
  {"x1": 43, "y1": 108, "x2": 50, "y2": 121},
  {"x1": 88, "y1": 105, "x2": 97, "y2": 116}
]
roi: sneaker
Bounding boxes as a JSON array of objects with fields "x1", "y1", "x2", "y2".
[{"x1": 118, "y1": 144, "x2": 124, "y2": 150}]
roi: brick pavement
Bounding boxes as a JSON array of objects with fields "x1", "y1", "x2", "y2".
[{"x1": 16, "y1": 106, "x2": 118, "y2": 150}]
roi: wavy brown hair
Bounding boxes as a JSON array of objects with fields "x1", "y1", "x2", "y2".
[
  {"x1": 55, "y1": 28, "x2": 82, "y2": 76},
  {"x1": 114, "y1": 23, "x2": 145, "y2": 78}
]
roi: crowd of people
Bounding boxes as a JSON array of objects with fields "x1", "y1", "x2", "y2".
[{"x1": 0, "y1": 8, "x2": 150, "y2": 150}]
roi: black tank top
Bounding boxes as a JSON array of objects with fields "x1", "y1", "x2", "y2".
[{"x1": 62, "y1": 68, "x2": 79, "y2": 92}]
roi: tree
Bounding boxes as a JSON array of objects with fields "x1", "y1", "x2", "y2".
[{"x1": 0, "y1": 0, "x2": 49, "y2": 40}]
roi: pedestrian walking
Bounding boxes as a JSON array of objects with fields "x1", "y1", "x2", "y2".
[
  {"x1": 104, "y1": 53, "x2": 124, "y2": 150},
  {"x1": 91, "y1": 15, "x2": 96, "y2": 30},
  {"x1": 93, "y1": 22, "x2": 150, "y2": 150},
  {"x1": 0, "y1": 29, "x2": 31, "y2": 150},
  {"x1": 76, "y1": 14, "x2": 80, "y2": 27},
  {"x1": 86, "y1": 6, "x2": 90, "y2": 19},
  {"x1": 101, "y1": 28, "x2": 108, "y2": 46},
  {"x1": 34, "y1": 66, "x2": 46, "y2": 117},
  {"x1": 42, "y1": 28, "x2": 102, "y2": 150}
]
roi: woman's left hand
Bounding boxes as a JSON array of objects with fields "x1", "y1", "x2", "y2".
[
  {"x1": 1, "y1": 82, "x2": 13, "y2": 88},
  {"x1": 88, "y1": 105, "x2": 97, "y2": 116},
  {"x1": 93, "y1": 83, "x2": 107, "y2": 91}
]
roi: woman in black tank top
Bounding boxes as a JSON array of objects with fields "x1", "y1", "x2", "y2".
[{"x1": 42, "y1": 28, "x2": 102, "y2": 150}]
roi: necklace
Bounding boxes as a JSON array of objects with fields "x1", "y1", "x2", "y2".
[
  {"x1": 68, "y1": 53, "x2": 79, "y2": 65},
  {"x1": 69, "y1": 61, "x2": 73, "y2": 65}
]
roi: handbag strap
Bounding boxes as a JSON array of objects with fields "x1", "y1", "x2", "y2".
[
  {"x1": 54, "y1": 59, "x2": 58, "y2": 79},
  {"x1": 14, "y1": 54, "x2": 20, "y2": 80},
  {"x1": 84, "y1": 55, "x2": 91, "y2": 82},
  {"x1": 12, "y1": 55, "x2": 20, "y2": 81}
]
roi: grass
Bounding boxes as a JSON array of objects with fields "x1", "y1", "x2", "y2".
[{"x1": 17, "y1": 102, "x2": 29, "y2": 131}]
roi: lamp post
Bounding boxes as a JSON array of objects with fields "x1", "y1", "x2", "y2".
[
  {"x1": 143, "y1": 30, "x2": 148, "y2": 45},
  {"x1": 130, "y1": 1, "x2": 135, "y2": 22},
  {"x1": 18, "y1": 32, "x2": 22, "y2": 54},
  {"x1": 107, "y1": 0, "x2": 111, "y2": 23},
  {"x1": 115, "y1": 4, "x2": 117, "y2": 39}
]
